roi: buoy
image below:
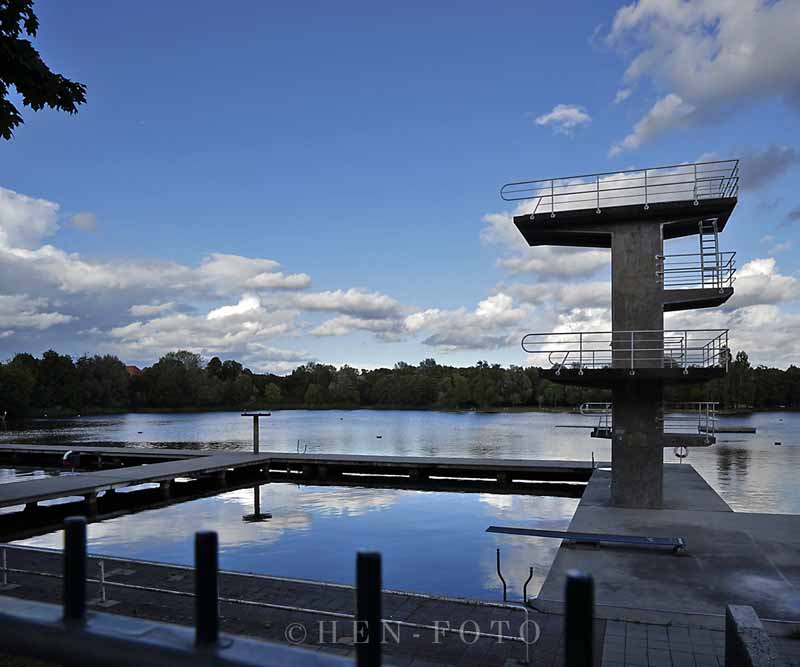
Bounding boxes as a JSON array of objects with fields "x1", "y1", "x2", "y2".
[
  {"x1": 376, "y1": 435, "x2": 382, "y2": 439},
  {"x1": 774, "y1": 442, "x2": 782, "y2": 446}
]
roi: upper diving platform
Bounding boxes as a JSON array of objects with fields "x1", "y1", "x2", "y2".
[{"x1": 501, "y1": 160, "x2": 739, "y2": 247}]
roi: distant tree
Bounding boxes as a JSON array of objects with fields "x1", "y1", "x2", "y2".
[
  {"x1": 0, "y1": 0, "x2": 87, "y2": 139},
  {"x1": 0, "y1": 359, "x2": 35, "y2": 416},
  {"x1": 263, "y1": 382, "x2": 282, "y2": 405},
  {"x1": 206, "y1": 356, "x2": 223, "y2": 378},
  {"x1": 304, "y1": 383, "x2": 323, "y2": 407},
  {"x1": 35, "y1": 350, "x2": 79, "y2": 410},
  {"x1": 76, "y1": 354, "x2": 129, "y2": 409}
]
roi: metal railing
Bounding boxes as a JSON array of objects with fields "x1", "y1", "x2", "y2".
[
  {"x1": 522, "y1": 329, "x2": 729, "y2": 372},
  {"x1": 579, "y1": 402, "x2": 718, "y2": 437},
  {"x1": 663, "y1": 402, "x2": 718, "y2": 436},
  {"x1": 500, "y1": 160, "x2": 739, "y2": 215},
  {"x1": 657, "y1": 251, "x2": 736, "y2": 290}
]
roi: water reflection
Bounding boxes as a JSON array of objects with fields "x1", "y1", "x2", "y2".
[{"x1": 18, "y1": 482, "x2": 578, "y2": 600}]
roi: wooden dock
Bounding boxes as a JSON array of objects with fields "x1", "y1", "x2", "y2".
[{"x1": 0, "y1": 445, "x2": 597, "y2": 539}]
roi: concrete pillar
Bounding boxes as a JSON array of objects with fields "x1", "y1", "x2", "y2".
[
  {"x1": 610, "y1": 223, "x2": 665, "y2": 508},
  {"x1": 612, "y1": 380, "x2": 664, "y2": 508}
]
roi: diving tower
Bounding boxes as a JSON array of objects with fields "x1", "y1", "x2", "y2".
[{"x1": 503, "y1": 160, "x2": 739, "y2": 508}]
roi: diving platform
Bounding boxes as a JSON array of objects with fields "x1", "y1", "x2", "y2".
[{"x1": 502, "y1": 160, "x2": 739, "y2": 247}]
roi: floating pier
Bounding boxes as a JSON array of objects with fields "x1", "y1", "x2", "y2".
[{"x1": 0, "y1": 445, "x2": 598, "y2": 538}]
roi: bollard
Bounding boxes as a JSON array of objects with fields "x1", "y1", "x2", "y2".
[
  {"x1": 63, "y1": 516, "x2": 87, "y2": 621},
  {"x1": 565, "y1": 570, "x2": 594, "y2": 667},
  {"x1": 356, "y1": 552, "x2": 381, "y2": 667},
  {"x1": 195, "y1": 531, "x2": 219, "y2": 645}
]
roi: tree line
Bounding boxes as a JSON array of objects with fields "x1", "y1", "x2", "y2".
[{"x1": 0, "y1": 349, "x2": 798, "y2": 418}]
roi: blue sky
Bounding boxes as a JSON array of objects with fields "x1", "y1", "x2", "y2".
[{"x1": 1, "y1": 0, "x2": 799, "y2": 372}]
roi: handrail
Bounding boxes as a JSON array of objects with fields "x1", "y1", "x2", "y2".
[
  {"x1": 580, "y1": 402, "x2": 718, "y2": 437},
  {"x1": 657, "y1": 251, "x2": 736, "y2": 289},
  {"x1": 522, "y1": 329, "x2": 729, "y2": 371},
  {"x1": 500, "y1": 160, "x2": 739, "y2": 215}
]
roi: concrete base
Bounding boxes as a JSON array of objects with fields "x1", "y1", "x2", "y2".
[{"x1": 536, "y1": 465, "x2": 800, "y2": 626}]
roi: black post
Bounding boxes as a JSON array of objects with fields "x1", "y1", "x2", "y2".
[
  {"x1": 195, "y1": 531, "x2": 219, "y2": 645},
  {"x1": 565, "y1": 570, "x2": 594, "y2": 667},
  {"x1": 63, "y1": 516, "x2": 87, "y2": 621},
  {"x1": 356, "y1": 552, "x2": 381, "y2": 667}
]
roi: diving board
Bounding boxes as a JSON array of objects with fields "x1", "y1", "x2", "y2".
[{"x1": 487, "y1": 525, "x2": 686, "y2": 553}]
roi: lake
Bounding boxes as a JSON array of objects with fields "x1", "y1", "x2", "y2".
[{"x1": 2, "y1": 409, "x2": 797, "y2": 600}]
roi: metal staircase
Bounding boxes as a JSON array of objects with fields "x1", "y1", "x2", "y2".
[{"x1": 699, "y1": 220, "x2": 722, "y2": 288}]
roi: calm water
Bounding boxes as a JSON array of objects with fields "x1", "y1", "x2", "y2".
[{"x1": 3, "y1": 410, "x2": 798, "y2": 600}]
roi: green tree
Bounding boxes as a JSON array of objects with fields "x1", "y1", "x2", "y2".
[
  {"x1": 304, "y1": 383, "x2": 323, "y2": 406},
  {"x1": 76, "y1": 354, "x2": 129, "y2": 409},
  {"x1": 0, "y1": 360, "x2": 35, "y2": 416},
  {"x1": 263, "y1": 382, "x2": 282, "y2": 405},
  {"x1": 1, "y1": 0, "x2": 87, "y2": 139}
]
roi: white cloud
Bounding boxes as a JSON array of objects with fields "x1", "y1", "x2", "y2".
[
  {"x1": 769, "y1": 241, "x2": 792, "y2": 255},
  {"x1": 70, "y1": 212, "x2": 96, "y2": 231},
  {"x1": 0, "y1": 186, "x2": 60, "y2": 249},
  {"x1": 504, "y1": 281, "x2": 610, "y2": 309},
  {"x1": 613, "y1": 88, "x2": 632, "y2": 104},
  {"x1": 293, "y1": 288, "x2": 402, "y2": 319},
  {"x1": 498, "y1": 247, "x2": 610, "y2": 277},
  {"x1": 607, "y1": 0, "x2": 800, "y2": 152},
  {"x1": 481, "y1": 209, "x2": 610, "y2": 278},
  {"x1": 310, "y1": 315, "x2": 404, "y2": 341},
  {"x1": 726, "y1": 257, "x2": 800, "y2": 309},
  {"x1": 129, "y1": 302, "x2": 175, "y2": 317},
  {"x1": 0, "y1": 294, "x2": 74, "y2": 332},
  {"x1": 405, "y1": 293, "x2": 528, "y2": 352},
  {"x1": 110, "y1": 297, "x2": 297, "y2": 360},
  {"x1": 535, "y1": 104, "x2": 591, "y2": 134},
  {"x1": 610, "y1": 93, "x2": 694, "y2": 156},
  {"x1": 207, "y1": 294, "x2": 261, "y2": 320}
]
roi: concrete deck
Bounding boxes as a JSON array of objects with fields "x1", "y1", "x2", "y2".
[{"x1": 534, "y1": 465, "x2": 800, "y2": 626}]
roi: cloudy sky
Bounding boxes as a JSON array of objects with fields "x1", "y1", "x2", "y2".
[{"x1": 2, "y1": 0, "x2": 799, "y2": 373}]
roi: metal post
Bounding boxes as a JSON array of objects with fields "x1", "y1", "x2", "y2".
[
  {"x1": 63, "y1": 516, "x2": 87, "y2": 622},
  {"x1": 596, "y1": 175, "x2": 600, "y2": 212},
  {"x1": 99, "y1": 559, "x2": 107, "y2": 604},
  {"x1": 356, "y1": 552, "x2": 381, "y2": 667},
  {"x1": 630, "y1": 331, "x2": 635, "y2": 370},
  {"x1": 565, "y1": 570, "x2": 594, "y2": 667},
  {"x1": 684, "y1": 330, "x2": 688, "y2": 370},
  {"x1": 1, "y1": 547, "x2": 7, "y2": 586},
  {"x1": 195, "y1": 531, "x2": 219, "y2": 645},
  {"x1": 253, "y1": 415, "x2": 259, "y2": 454}
]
